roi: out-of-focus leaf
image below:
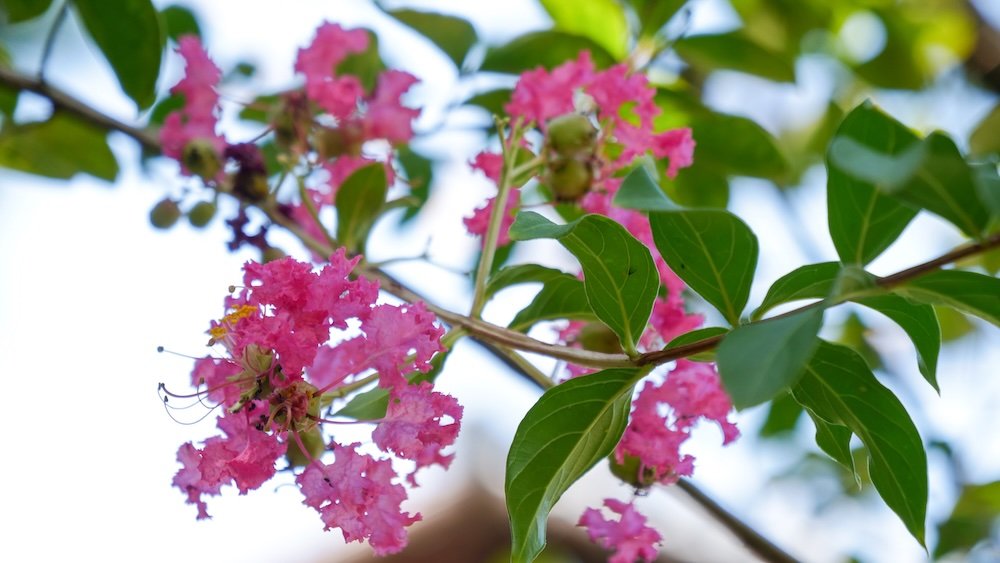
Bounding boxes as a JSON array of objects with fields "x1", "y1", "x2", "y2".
[
  {"x1": 663, "y1": 160, "x2": 730, "y2": 208},
  {"x1": 650, "y1": 210, "x2": 759, "y2": 325},
  {"x1": 627, "y1": 0, "x2": 687, "y2": 37},
  {"x1": 792, "y1": 341, "x2": 928, "y2": 545},
  {"x1": 509, "y1": 212, "x2": 658, "y2": 354},
  {"x1": 481, "y1": 31, "x2": 614, "y2": 74},
  {"x1": 689, "y1": 111, "x2": 788, "y2": 179},
  {"x1": 852, "y1": 11, "x2": 925, "y2": 90},
  {"x1": 464, "y1": 88, "x2": 511, "y2": 118},
  {"x1": 72, "y1": 0, "x2": 162, "y2": 109},
  {"x1": 507, "y1": 368, "x2": 641, "y2": 562},
  {"x1": 1, "y1": 0, "x2": 52, "y2": 22},
  {"x1": 485, "y1": 264, "x2": 568, "y2": 300},
  {"x1": 0, "y1": 113, "x2": 118, "y2": 181},
  {"x1": 147, "y1": 93, "x2": 184, "y2": 127},
  {"x1": 540, "y1": 0, "x2": 628, "y2": 59},
  {"x1": 717, "y1": 307, "x2": 824, "y2": 409},
  {"x1": 663, "y1": 326, "x2": 728, "y2": 363},
  {"x1": 509, "y1": 274, "x2": 596, "y2": 331},
  {"x1": 0, "y1": 46, "x2": 17, "y2": 118},
  {"x1": 759, "y1": 391, "x2": 803, "y2": 437},
  {"x1": 970, "y1": 103, "x2": 1000, "y2": 156},
  {"x1": 397, "y1": 146, "x2": 433, "y2": 223},
  {"x1": 237, "y1": 93, "x2": 280, "y2": 124},
  {"x1": 386, "y1": 9, "x2": 477, "y2": 68},
  {"x1": 934, "y1": 480, "x2": 1000, "y2": 559},
  {"x1": 935, "y1": 305, "x2": 976, "y2": 342},
  {"x1": 895, "y1": 270, "x2": 1000, "y2": 327},
  {"x1": 675, "y1": 31, "x2": 796, "y2": 82},
  {"x1": 827, "y1": 101, "x2": 919, "y2": 265},
  {"x1": 335, "y1": 30, "x2": 384, "y2": 93},
  {"x1": 613, "y1": 166, "x2": 679, "y2": 211},
  {"x1": 160, "y1": 4, "x2": 200, "y2": 41},
  {"x1": 334, "y1": 163, "x2": 387, "y2": 253},
  {"x1": 971, "y1": 162, "x2": 1000, "y2": 216}
]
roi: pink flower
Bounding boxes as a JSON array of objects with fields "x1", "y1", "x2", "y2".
[
  {"x1": 297, "y1": 442, "x2": 420, "y2": 555},
  {"x1": 160, "y1": 36, "x2": 226, "y2": 176},
  {"x1": 172, "y1": 405, "x2": 286, "y2": 519},
  {"x1": 463, "y1": 190, "x2": 521, "y2": 247},
  {"x1": 372, "y1": 382, "x2": 463, "y2": 483},
  {"x1": 365, "y1": 70, "x2": 421, "y2": 143},
  {"x1": 616, "y1": 361, "x2": 738, "y2": 484},
  {"x1": 295, "y1": 23, "x2": 369, "y2": 118},
  {"x1": 506, "y1": 52, "x2": 596, "y2": 126},
  {"x1": 190, "y1": 356, "x2": 244, "y2": 406},
  {"x1": 579, "y1": 499, "x2": 661, "y2": 563}
]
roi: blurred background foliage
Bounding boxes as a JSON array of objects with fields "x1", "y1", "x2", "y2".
[{"x1": 1, "y1": 0, "x2": 998, "y2": 560}]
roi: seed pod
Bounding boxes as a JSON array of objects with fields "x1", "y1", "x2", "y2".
[
  {"x1": 187, "y1": 201, "x2": 217, "y2": 228},
  {"x1": 149, "y1": 198, "x2": 182, "y2": 229},
  {"x1": 546, "y1": 113, "x2": 598, "y2": 158},
  {"x1": 181, "y1": 139, "x2": 222, "y2": 182},
  {"x1": 547, "y1": 157, "x2": 593, "y2": 201},
  {"x1": 576, "y1": 322, "x2": 622, "y2": 354}
]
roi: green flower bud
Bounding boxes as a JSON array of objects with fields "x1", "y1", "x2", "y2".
[
  {"x1": 181, "y1": 139, "x2": 222, "y2": 182},
  {"x1": 149, "y1": 198, "x2": 182, "y2": 230},
  {"x1": 286, "y1": 426, "x2": 326, "y2": 467},
  {"x1": 546, "y1": 113, "x2": 598, "y2": 158},
  {"x1": 547, "y1": 157, "x2": 593, "y2": 202},
  {"x1": 313, "y1": 124, "x2": 364, "y2": 160},
  {"x1": 608, "y1": 453, "x2": 655, "y2": 488},
  {"x1": 576, "y1": 322, "x2": 622, "y2": 354},
  {"x1": 187, "y1": 201, "x2": 217, "y2": 228}
]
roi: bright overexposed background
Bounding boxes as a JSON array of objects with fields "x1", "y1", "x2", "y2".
[{"x1": 1, "y1": 1, "x2": 998, "y2": 562}]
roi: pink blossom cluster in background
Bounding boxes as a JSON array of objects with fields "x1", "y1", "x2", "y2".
[{"x1": 171, "y1": 251, "x2": 461, "y2": 555}]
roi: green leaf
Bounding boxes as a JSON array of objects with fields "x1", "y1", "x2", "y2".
[
  {"x1": 464, "y1": 88, "x2": 511, "y2": 118},
  {"x1": 854, "y1": 295, "x2": 940, "y2": 392},
  {"x1": 147, "y1": 93, "x2": 184, "y2": 127},
  {"x1": 627, "y1": 0, "x2": 687, "y2": 37},
  {"x1": 335, "y1": 351, "x2": 449, "y2": 420},
  {"x1": 807, "y1": 412, "x2": 856, "y2": 480},
  {"x1": 0, "y1": 113, "x2": 118, "y2": 181},
  {"x1": 649, "y1": 210, "x2": 758, "y2": 325},
  {"x1": 506, "y1": 368, "x2": 642, "y2": 562},
  {"x1": 895, "y1": 269, "x2": 1000, "y2": 327},
  {"x1": 335, "y1": 30, "x2": 384, "y2": 94},
  {"x1": 485, "y1": 264, "x2": 569, "y2": 300},
  {"x1": 827, "y1": 101, "x2": 920, "y2": 265},
  {"x1": 509, "y1": 274, "x2": 596, "y2": 332},
  {"x1": 688, "y1": 111, "x2": 788, "y2": 179},
  {"x1": 72, "y1": 0, "x2": 162, "y2": 109},
  {"x1": 934, "y1": 480, "x2": 1000, "y2": 558},
  {"x1": 160, "y1": 4, "x2": 201, "y2": 41},
  {"x1": 0, "y1": 46, "x2": 17, "y2": 118},
  {"x1": 480, "y1": 31, "x2": 614, "y2": 74},
  {"x1": 663, "y1": 326, "x2": 728, "y2": 363},
  {"x1": 791, "y1": 341, "x2": 928, "y2": 545},
  {"x1": 759, "y1": 391, "x2": 803, "y2": 437},
  {"x1": 509, "y1": 212, "x2": 658, "y2": 354},
  {"x1": 335, "y1": 163, "x2": 388, "y2": 253},
  {"x1": 970, "y1": 103, "x2": 1000, "y2": 156},
  {"x1": 830, "y1": 132, "x2": 991, "y2": 238},
  {"x1": 674, "y1": 31, "x2": 796, "y2": 82},
  {"x1": 540, "y1": 0, "x2": 628, "y2": 60},
  {"x1": 1, "y1": 0, "x2": 52, "y2": 22},
  {"x1": 716, "y1": 307, "x2": 824, "y2": 409},
  {"x1": 971, "y1": 162, "x2": 1000, "y2": 216},
  {"x1": 663, "y1": 160, "x2": 730, "y2": 208},
  {"x1": 386, "y1": 9, "x2": 477, "y2": 68},
  {"x1": 754, "y1": 262, "x2": 841, "y2": 320},
  {"x1": 612, "y1": 166, "x2": 679, "y2": 211},
  {"x1": 396, "y1": 146, "x2": 433, "y2": 223}
]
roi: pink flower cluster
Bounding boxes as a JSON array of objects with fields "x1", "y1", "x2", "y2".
[
  {"x1": 579, "y1": 499, "x2": 662, "y2": 563},
  {"x1": 172, "y1": 252, "x2": 461, "y2": 555},
  {"x1": 160, "y1": 36, "x2": 226, "y2": 177}
]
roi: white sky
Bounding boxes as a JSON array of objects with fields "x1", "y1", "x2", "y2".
[{"x1": 0, "y1": 1, "x2": 997, "y2": 562}]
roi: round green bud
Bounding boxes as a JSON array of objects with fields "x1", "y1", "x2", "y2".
[
  {"x1": 314, "y1": 124, "x2": 363, "y2": 160},
  {"x1": 547, "y1": 157, "x2": 593, "y2": 202},
  {"x1": 149, "y1": 198, "x2": 181, "y2": 230},
  {"x1": 546, "y1": 113, "x2": 598, "y2": 158},
  {"x1": 577, "y1": 322, "x2": 622, "y2": 354},
  {"x1": 608, "y1": 453, "x2": 655, "y2": 488},
  {"x1": 181, "y1": 139, "x2": 222, "y2": 182},
  {"x1": 187, "y1": 201, "x2": 217, "y2": 228}
]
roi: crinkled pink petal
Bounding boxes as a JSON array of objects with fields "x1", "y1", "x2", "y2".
[
  {"x1": 364, "y1": 70, "x2": 420, "y2": 143},
  {"x1": 652, "y1": 128, "x2": 695, "y2": 178},
  {"x1": 660, "y1": 360, "x2": 740, "y2": 443},
  {"x1": 191, "y1": 356, "x2": 244, "y2": 407},
  {"x1": 297, "y1": 442, "x2": 419, "y2": 555},
  {"x1": 295, "y1": 23, "x2": 369, "y2": 117},
  {"x1": 372, "y1": 382, "x2": 463, "y2": 483},
  {"x1": 470, "y1": 151, "x2": 503, "y2": 183},
  {"x1": 160, "y1": 36, "x2": 226, "y2": 171},
  {"x1": 645, "y1": 297, "x2": 705, "y2": 347},
  {"x1": 579, "y1": 499, "x2": 661, "y2": 563},
  {"x1": 463, "y1": 189, "x2": 521, "y2": 247},
  {"x1": 506, "y1": 51, "x2": 595, "y2": 125}
]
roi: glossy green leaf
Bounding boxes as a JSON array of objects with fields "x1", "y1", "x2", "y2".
[
  {"x1": 716, "y1": 307, "x2": 824, "y2": 409},
  {"x1": 827, "y1": 101, "x2": 920, "y2": 265},
  {"x1": 627, "y1": 0, "x2": 687, "y2": 37},
  {"x1": 970, "y1": 103, "x2": 1000, "y2": 156},
  {"x1": 649, "y1": 210, "x2": 758, "y2": 325},
  {"x1": 335, "y1": 163, "x2": 387, "y2": 253},
  {"x1": 397, "y1": 146, "x2": 433, "y2": 223},
  {"x1": 895, "y1": 270, "x2": 1000, "y2": 327},
  {"x1": 831, "y1": 132, "x2": 990, "y2": 238},
  {"x1": 934, "y1": 480, "x2": 1000, "y2": 558},
  {"x1": 160, "y1": 4, "x2": 200, "y2": 41},
  {"x1": 754, "y1": 262, "x2": 841, "y2": 320},
  {"x1": 674, "y1": 31, "x2": 796, "y2": 82},
  {"x1": 0, "y1": 113, "x2": 118, "y2": 181},
  {"x1": 481, "y1": 31, "x2": 614, "y2": 74},
  {"x1": 540, "y1": 0, "x2": 628, "y2": 59},
  {"x1": 509, "y1": 212, "x2": 658, "y2": 354},
  {"x1": 509, "y1": 274, "x2": 595, "y2": 331},
  {"x1": 759, "y1": 391, "x2": 803, "y2": 437},
  {"x1": 855, "y1": 295, "x2": 940, "y2": 391},
  {"x1": 1, "y1": 0, "x2": 52, "y2": 22},
  {"x1": 791, "y1": 341, "x2": 928, "y2": 545},
  {"x1": 387, "y1": 9, "x2": 477, "y2": 68},
  {"x1": 808, "y1": 412, "x2": 856, "y2": 480},
  {"x1": 663, "y1": 326, "x2": 728, "y2": 363},
  {"x1": 506, "y1": 368, "x2": 641, "y2": 562},
  {"x1": 612, "y1": 166, "x2": 679, "y2": 211},
  {"x1": 72, "y1": 0, "x2": 162, "y2": 109},
  {"x1": 485, "y1": 264, "x2": 569, "y2": 300}
]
